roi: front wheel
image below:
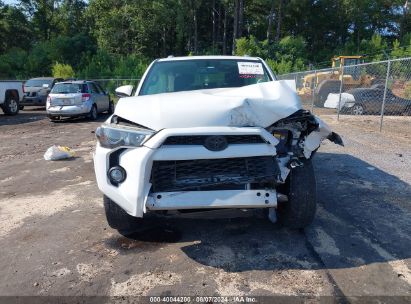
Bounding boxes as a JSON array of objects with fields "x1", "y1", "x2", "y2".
[
  {"x1": 48, "y1": 115, "x2": 60, "y2": 122},
  {"x1": 351, "y1": 103, "x2": 365, "y2": 115},
  {"x1": 104, "y1": 196, "x2": 143, "y2": 236},
  {"x1": 2, "y1": 96, "x2": 19, "y2": 115},
  {"x1": 277, "y1": 159, "x2": 317, "y2": 229}
]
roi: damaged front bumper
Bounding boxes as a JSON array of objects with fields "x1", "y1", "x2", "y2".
[
  {"x1": 94, "y1": 114, "x2": 342, "y2": 218},
  {"x1": 94, "y1": 126, "x2": 283, "y2": 217}
]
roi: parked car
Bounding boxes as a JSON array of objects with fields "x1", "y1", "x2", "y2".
[
  {"x1": 93, "y1": 56, "x2": 343, "y2": 236},
  {"x1": 46, "y1": 80, "x2": 114, "y2": 121},
  {"x1": 324, "y1": 84, "x2": 411, "y2": 115},
  {"x1": 21, "y1": 77, "x2": 63, "y2": 109},
  {"x1": 0, "y1": 80, "x2": 24, "y2": 115}
]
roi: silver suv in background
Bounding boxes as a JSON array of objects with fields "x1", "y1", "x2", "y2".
[
  {"x1": 21, "y1": 77, "x2": 63, "y2": 109},
  {"x1": 47, "y1": 80, "x2": 114, "y2": 121}
]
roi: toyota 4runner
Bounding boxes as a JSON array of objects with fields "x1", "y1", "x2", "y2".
[{"x1": 93, "y1": 56, "x2": 343, "y2": 235}]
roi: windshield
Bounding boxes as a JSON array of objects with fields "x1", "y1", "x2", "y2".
[
  {"x1": 139, "y1": 59, "x2": 272, "y2": 96},
  {"x1": 51, "y1": 83, "x2": 87, "y2": 94},
  {"x1": 25, "y1": 79, "x2": 53, "y2": 87}
]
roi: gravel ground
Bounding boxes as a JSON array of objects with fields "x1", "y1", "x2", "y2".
[{"x1": 0, "y1": 108, "x2": 410, "y2": 302}]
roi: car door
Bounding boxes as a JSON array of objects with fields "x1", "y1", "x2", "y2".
[
  {"x1": 96, "y1": 83, "x2": 110, "y2": 110},
  {"x1": 367, "y1": 88, "x2": 385, "y2": 114},
  {"x1": 88, "y1": 82, "x2": 105, "y2": 112},
  {"x1": 385, "y1": 90, "x2": 408, "y2": 114}
]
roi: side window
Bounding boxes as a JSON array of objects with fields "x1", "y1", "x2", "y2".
[
  {"x1": 96, "y1": 83, "x2": 105, "y2": 94},
  {"x1": 89, "y1": 82, "x2": 99, "y2": 94},
  {"x1": 82, "y1": 84, "x2": 89, "y2": 93}
]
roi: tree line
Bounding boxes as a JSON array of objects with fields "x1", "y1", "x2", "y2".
[{"x1": 1, "y1": 0, "x2": 411, "y2": 79}]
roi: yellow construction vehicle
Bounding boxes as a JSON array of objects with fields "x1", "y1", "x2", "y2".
[{"x1": 297, "y1": 56, "x2": 374, "y2": 107}]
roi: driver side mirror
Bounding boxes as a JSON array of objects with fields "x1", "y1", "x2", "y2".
[{"x1": 115, "y1": 85, "x2": 134, "y2": 98}]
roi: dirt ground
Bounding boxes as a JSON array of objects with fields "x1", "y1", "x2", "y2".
[{"x1": 0, "y1": 107, "x2": 410, "y2": 302}]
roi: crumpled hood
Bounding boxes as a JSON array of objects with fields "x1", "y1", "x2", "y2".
[{"x1": 114, "y1": 80, "x2": 301, "y2": 131}]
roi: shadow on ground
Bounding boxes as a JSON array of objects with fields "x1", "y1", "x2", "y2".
[
  {"x1": 50, "y1": 113, "x2": 110, "y2": 124},
  {"x1": 0, "y1": 111, "x2": 46, "y2": 126},
  {"x1": 0, "y1": 108, "x2": 110, "y2": 126},
  {"x1": 117, "y1": 152, "x2": 411, "y2": 272}
]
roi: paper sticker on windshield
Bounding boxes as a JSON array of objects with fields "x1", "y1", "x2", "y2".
[{"x1": 237, "y1": 62, "x2": 264, "y2": 75}]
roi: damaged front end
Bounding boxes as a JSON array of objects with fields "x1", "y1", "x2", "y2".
[
  {"x1": 268, "y1": 109, "x2": 343, "y2": 166},
  {"x1": 94, "y1": 80, "x2": 343, "y2": 229}
]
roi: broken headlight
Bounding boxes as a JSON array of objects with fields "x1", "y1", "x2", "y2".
[
  {"x1": 272, "y1": 129, "x2": 290, "y2": 156},
  {"x1": 95, "y1": 124, "x2": 153, "y2": 149}
]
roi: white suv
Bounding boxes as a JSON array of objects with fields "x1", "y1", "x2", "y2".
[{"x1": 94, "y1": 56, "x2": 343, "y2": 235}]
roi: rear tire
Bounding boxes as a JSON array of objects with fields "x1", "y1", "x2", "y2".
[
  {"x1": 88, "y1": 104, "x2": 98, "y2": 121},
  {"x1": 2, "y1": 95, "x2": 19, "y2": 115},
  {"x1": 104, "y1": 196, "x2": 142, "y2": 235},
  {"x1": 277, "y1": 159, "x2": 317, "y2": 229}
]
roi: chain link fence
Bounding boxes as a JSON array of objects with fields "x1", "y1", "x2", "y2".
[
  {"x1": 278, "y1": 57, "x2": 411, "y2": 131},
  {"x1": 0, "y1": 77, "x2": 140, "y2": 94}
]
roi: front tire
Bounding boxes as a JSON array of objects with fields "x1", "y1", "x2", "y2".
[
  {"x1": 351, "y1": 103, "x2": 364, "y2": 115},
  {"x1": 48, "y1": 115, "x2": 60, "y2": 122},
  {"x1": 277, "y1": 159, "x2": 317, "y2": 229},
  {"x1": 2, "y1": 96, "x2": 19, "y2": 115},
  {"x1": 104, "y1": 196, "x2": 142, "y2": 235}
]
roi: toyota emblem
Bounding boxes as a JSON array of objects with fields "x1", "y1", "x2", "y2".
[{"x1": 204, "y1": 135, "x2": 228, "y2": 151}]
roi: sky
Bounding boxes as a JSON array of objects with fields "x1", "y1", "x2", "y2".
[{"x1": 3, "y1": 0, "x2": 18, "y2": 4}]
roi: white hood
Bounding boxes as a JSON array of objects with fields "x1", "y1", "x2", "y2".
[{"x1": 114, "y1": 80, "x2": 301, "y2": 131}]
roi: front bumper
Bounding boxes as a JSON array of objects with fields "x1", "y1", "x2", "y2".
[
  {"x1": 22, "y1": 95, "x2": 47, "y2": 106},
  {"x1": 47, "y1": 104, "x2": 92, "y2": 117},
  {"x1": 94, "y1": 127, "x2": 280, "y2": 217}
]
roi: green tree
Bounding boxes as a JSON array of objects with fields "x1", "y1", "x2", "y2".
[
  {"x1": 19, "y1": 0, "x2": 58, "y2": 40},
  {"x1": 56, "y1": 0, "x2": 87, "y2": 36},
  {"x1": 0, "y1": 2, "x2": 32, "y2": 54},
  {"x1": 0, "y1": 0, "x2": 410, "y2": 79},
  {"x1": 52, "y1": 62, "x2": 75, "y2": 78}
]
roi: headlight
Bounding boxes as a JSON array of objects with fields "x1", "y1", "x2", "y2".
[{"x1": 95, "y1": 124, "x2": 153, "y2": 149}]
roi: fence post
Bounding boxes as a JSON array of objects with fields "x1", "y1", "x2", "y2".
[
  {"x1": 379, "y1": 60, "x2": 391, "y2": 132},
  {"x1": 337, "y1": 67, "x2": 345, "y2": 121},
  {"x1": 311, "y1": 70, "x2": 317, "y2": 113}
]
